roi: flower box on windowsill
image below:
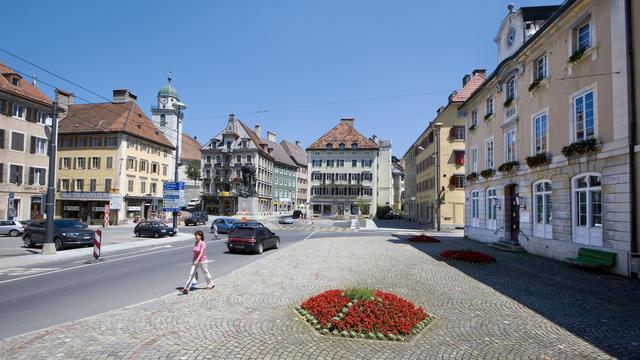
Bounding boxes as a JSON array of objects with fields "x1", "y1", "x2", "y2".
[
  {"x1": 526, "y1": 153, "x2": 551, "y2": 168},
  {"x1": 498, "y1": 161, "x2": 519, "y2": 173},
  {"x1": 503, "y1": 98, "x2": 514, "y2": 108},
  {"x1": 480, "y1": 169, "x2": 495, "y2": 178},
  {"x1": 528, "y1": 80, "x2": 541, "y2": 92},
  {"x1": 568, "y1": 48, "x2": 587, "y2": 64},
  {"x1": 561, "y1": 138, "x2": 598, "y2": 158},
  {"x1": 484, "y1": 113, "x2": 493, "y2": 121},
  {"x1": 468, "y1": 124, "x2": 477, "y2": 131},
  {"x1": 466, "y1": 172, "x2": 478, "y2": 182}
]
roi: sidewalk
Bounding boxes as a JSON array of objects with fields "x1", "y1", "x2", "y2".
[{"x1": 1, "y1": 233, "x2": 639, "y2": 358}]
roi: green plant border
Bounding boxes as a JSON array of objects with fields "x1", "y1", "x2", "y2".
[
  {"x1": 480, "y1": 169, "x2": 495, "y2": 178},
  {"x1": 503, "y1": 98, "x2": 513, "y2": 108},
  {"x1": 469, "y1": 124, "x2": 477, "y2": 131},
  {"x1": 528, "y1": 80, "x2": 541, "y2": 92},
  {"x1": 561, "y1": 138, "x2": 597, "y2": 158},
  {"x1": 294, "y1": 300, "x2": 434, "y2": 342},
  {"x1": 484, "y1": 113, "x2": 493, "y2": 121}
]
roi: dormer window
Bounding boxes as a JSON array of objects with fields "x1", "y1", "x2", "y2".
[
  {"x1": 326, "y1": 143, "x2": 333, "y2": 150},
  {"x1": 338, "y1": 143, "x2": 345, "y2": 151},
  {"x1": 351, "y1": 143, "x2": 358, "y2": 150},
  {"x1": 11, "y1": 77, "x2": 19, "y2": 86}
]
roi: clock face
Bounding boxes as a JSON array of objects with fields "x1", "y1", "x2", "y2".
[
  {"x1": 160, "y1": 97, "x2": 168, "y2": 105},
  {"x1": 506, "y1": 26, "x2": 516, "y2": 48}
]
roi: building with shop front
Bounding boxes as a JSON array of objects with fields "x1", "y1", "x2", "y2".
[
  {"x1": 262, "y1": 132, "x2": 297, "y2": 213},
  {"x1": 461, "y1": 1, "x2": 637, "y2": 275},
  {"x1": 281, "y1": 140, "x2": 309, "y2": 212},
  {"x1": 0, "y1": 62, "x2": 53, "y2": 221},
  {"x1": 307, "y1": 118, "x2": 385, "y2": 217},
  {"x1": 55, "y1": 89, "x2": 174, "y2": 224},
  {"x1": 201, "y1": 114, "x2": 274, "y2": 216}
]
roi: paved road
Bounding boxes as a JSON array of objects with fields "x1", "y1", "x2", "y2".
[{"x1": 0, "y1": 227, "x2": 315, "y2": 339}]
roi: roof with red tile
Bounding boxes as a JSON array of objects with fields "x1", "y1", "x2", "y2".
[
  {"x1": 307, "y1": 121, "x2": 379, "y2": 151},
  {"x1": 0, "y1": 62, "x2": 52, "y2": 106},
  {"x1": 59, "y1": 101, "x2": 175, "y2": 149},
  {"x1": 181, "y1": 133, "x2": 202, "y2": 161},
  {"x1": 451, "y1": 73, "x2": 486, "y2": 102}
]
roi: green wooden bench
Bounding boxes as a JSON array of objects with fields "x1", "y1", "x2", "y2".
[{"x1": 566, "y1": 248, "x2": 616, "y2": 269}]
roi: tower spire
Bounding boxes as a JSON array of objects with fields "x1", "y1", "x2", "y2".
[{"x1": 168, "y1": 71, "x2": 172, "y2": 84}]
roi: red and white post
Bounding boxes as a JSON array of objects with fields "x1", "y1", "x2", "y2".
[{"x1": 93, "y1": 229, "x2": 102, "y2": 260}]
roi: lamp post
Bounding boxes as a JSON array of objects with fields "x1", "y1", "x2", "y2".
[
  {"x1": 433, "y1": 122, "x2": 443, "y2": 232},
  {"x1": 172, "y1": 101, "x2": 187, "y2": 230},
  {"x1": 43, "y1": 100, "x2": 59, "y2": 255}
]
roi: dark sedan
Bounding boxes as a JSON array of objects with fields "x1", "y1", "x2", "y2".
[
  {"x1": 184, "y1": 212, "x2": 208, "y2": 226},
  {"x1": 227, "y1": 221, "x2": 264, "y2": 235},
  {"x1": 23, "y1": 219, "x2": 95, "y2": 251},
  {"x1": 227, "y1": 226, "x2": 280, "y2": 254},
  {"x1": 134, "y1": 220, "x2": 177, "y2": 238}
]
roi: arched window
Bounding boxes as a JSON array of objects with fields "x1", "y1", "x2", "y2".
[
  {"x1": 160, "y1": 114, "x2": 166, "y2": 127},
  {"x1": 486, "y1": 188, "x2": 497, "y2": 230},
  {"x1": 533, "y1": 180, "x2": 552, "y2": 239},
  {"x1": 572, "y1": 173, "x2": 602, "y2": 246}
]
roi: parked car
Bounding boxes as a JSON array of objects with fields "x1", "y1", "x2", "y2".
[
  {"x1": 227, "y1": 221, "x2": 264, "y2": 235},
  {"x1": 227, "y1": 226, "x2": 280, "y2": 254},
  {"x1": 279, "y1": 215, "x2": 294, "y2": 224},
  {"x1": 23, "y1": 219, "x2": 95, "y2": 251},
  {"x1": 184, "y1": 212, "x2": 208, "y2": 226},
  {"x1": 0, "y1": 220, "x2": 25, "y2": 237},
  {"x1": 292, "y1": 210, "x2": 303, "y2": 219},
  {"x1": 187, "y1": 198, "x2": 200, "y2": 207},
  {"x1": 134, "y1": 220, "x2": 177, "y2": 238},
  {"x1": 211, "y1": 217, "x2": 238, "y2": 234}
]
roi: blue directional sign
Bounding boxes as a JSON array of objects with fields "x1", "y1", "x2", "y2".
[
  {"x1": 163, "y1": 181, "x2": 185, "y2": 212},
  {"x1": 163, "y1": 182, "x2": 185, "y2": 191}
]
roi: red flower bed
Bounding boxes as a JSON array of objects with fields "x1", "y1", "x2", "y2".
[
  {"x1": 301, "y1": 289, "x2": 350, "y2": 327},
  {"x1": 407, "y1": 234, "x2": 440, "y2": 243},
  {"x1": 440, "y1": 250, "x2": 496, "y2": 263}
]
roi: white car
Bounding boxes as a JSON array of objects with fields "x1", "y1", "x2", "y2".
[
  {"x1": 187, "y1": 198, "x2": 200, "y2": 207},
  {"x1": 0, "y1": 220, "x2": 25, "y2": 237}
]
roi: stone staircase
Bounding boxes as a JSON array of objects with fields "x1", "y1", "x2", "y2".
[{"x1": 488, "y1": 239, "x2": 526, "y2": 252}]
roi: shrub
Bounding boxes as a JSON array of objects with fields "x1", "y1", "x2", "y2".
[
  {"x1": 561, "y1": 138, "x2": 597, "y2": 158},
  {"x1": 344, "y1": 287, "x2": 375, "y2": 302},
  {"x1": 376, "y1": 206, "x2": 393, "y2": 219},
  {"x1": 480, "y1": 169, "x2": 495, "y2": 178}
]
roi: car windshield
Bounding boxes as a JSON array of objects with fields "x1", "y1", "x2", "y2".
[
  {"x1": 232, "y1": 228, "x2": 256, "y2": 237},
  {"x1": 54, "y1": 220, "x2": 86, "y2": 228},
  {"x1": 156, "y1": 222, "x2": 168, "y2": 227}
]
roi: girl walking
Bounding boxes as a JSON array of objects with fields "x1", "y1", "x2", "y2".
[{"x1": 181, "y1": 230, "x2": 214, "y2": 294}]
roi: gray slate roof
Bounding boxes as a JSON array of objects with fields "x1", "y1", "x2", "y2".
[
  {"x1": 281, "y1": 140, "x2": 308, "y2": 167},
  {"x1": 264, "y1": 139, "x2": 297, "y2": 168}
]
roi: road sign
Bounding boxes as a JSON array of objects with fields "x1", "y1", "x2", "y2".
[
  {"x1": 163, "y1": 182, "x2": 185, "y2": 191},
  {"x1": 109, "y1": 195, "x2": 123, "y2": 210},
  {"x1": 163, "y1": 182, "x2": 185, "y2": 212}
]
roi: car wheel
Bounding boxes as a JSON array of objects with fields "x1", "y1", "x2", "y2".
[
  {"x1": 54, "y1": 237, "x2": 64, "y2": 251},
  {"x1": 9, "y1": 229, "x2": 20, "y2": 237},
  {"x1": 255, "y1": 242, "x2": 264, "y2": 254},
  {"x1": 23, "y1": 235, "x2": 34, "y2": 248},
  {"x1": 274, "y1": 238, "x2": 280, "y2": 249},
  {"x1": 154, "y1": 232, "x2": 160, "y2": 238},
  {"x1": 135, "y1": 231, "x2": 140, "y2": 237}
]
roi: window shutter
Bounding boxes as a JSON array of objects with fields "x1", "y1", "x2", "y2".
[
  {"x1": 86, "y1": 157, "x2": 90, "y2": 169},
  {"x1": 0, "y1": 164, "x2": 3, "y2": 183},
  {"x1": 29, "y1": 167, "x2": 35, "y2": 185},
  {"x1": 449, "y1": 128, "x2": 455, "y2": 140},
  {"x1": 7, "y1": 102, "x2": 13, "y2": 116},
  {"x1": 0, "y1": 129, "x2": 4, "y2": 148},
  {"x1": 30, "y1": 136, "x2": 36, "y2": 154},
  {"x1": 97, "y1": 158, "x2": 101, "y2": 169},
  {"x1": 73, "y1": 157, "x2": 76, "y2": 169},
  {"x1": 40, "y1": 169, "x2": 46, "y2": 185}
]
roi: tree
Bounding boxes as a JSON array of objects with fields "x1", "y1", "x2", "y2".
[{"x1": 186, "y1": 160, "x2": 201, "y2": 186}]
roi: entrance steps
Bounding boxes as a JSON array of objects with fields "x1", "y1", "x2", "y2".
[{"x1": 488, "y1": 240, "x2": 526, "y2": 252}]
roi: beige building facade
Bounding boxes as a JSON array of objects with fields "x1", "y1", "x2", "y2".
[{"x1": 462, "y1": 1, "x2": 637, "y2": 275}]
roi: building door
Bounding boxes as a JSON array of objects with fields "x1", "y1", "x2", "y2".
[{"x1": 504, "y1": 184, "x2": 519, "y2": 242}]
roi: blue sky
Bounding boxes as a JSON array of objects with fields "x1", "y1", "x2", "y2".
[{"x1": 4, "y1": 0, "x2": 560, "y2": 156}]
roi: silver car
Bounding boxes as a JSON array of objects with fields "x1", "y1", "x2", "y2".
[
  {"x1": 0, "y1": 220, "x2": 25, "y2": 237},
  {"x1": 278, "y1": 215, "x2": 294, "y2": 224}
]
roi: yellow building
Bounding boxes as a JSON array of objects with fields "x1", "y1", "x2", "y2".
[
  {"x1": 55, "y1": 89, "x2": 175, "y2": 224},
  {"x1": 406, "y1": 70, "x2": 484, "y2": 230}
]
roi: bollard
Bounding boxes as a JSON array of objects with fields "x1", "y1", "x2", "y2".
[{"x1": 93, "y1": 229, "x2": 102, "y2": 260}]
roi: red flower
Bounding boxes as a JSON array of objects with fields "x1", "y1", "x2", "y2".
[
  {"x1": 440, "y1": 250, "x2": 496, "y2": 263},
  {"x1": 301, "y1": 289, "x2": 350, "y2": 327},
  {"x1": 407, "y1": 234, "x2": 441, "y2": 243}
]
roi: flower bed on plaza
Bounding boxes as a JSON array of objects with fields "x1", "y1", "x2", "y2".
[
  {"x1": 440, "y1": 250, "x2": 496, "y2": 263},
  {"x1": 407, "y1": 234, "x2": 441, "y2": 243},
  {"x1": 295, "y1": 288, "x2": 431, "y2": 341}
]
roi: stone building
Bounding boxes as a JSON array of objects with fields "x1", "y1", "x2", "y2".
[
  {"x1": 281, "y1": 140, "x2": 308, "y2": 212},
  {"x1": 262, "y1": 132, "x2": 298, "y2": 213},
  {"x1": 461, "y1": 1, "x2": 636, "y2": 275},
  {"x1": 0, "y1": 62, "x2": 53, "y2": 221},
  {"x1": 391, "y1": 156, "x2": 405, "y2": 211}
]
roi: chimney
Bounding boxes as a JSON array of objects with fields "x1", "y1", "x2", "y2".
[
  {"x1": 112, "y1": 89, "x2": 137, "y2": 103},
  {"x1": 340, "y1": 117, "x2": 354, "y2": 127},
  {"x1": 462, "y1": 74, "x2": 471, "y2": 87},
  {"x1": 472, "y1": 68, "x2": 486, "y2": 77},
  {"x1": 254, "y1": 124, "x2": 261, "y2": 137},
  {"x1": 228, "y1": 113, "x2": 235, "y2": 121},
  {"x1": 448, "y1": 91, "x2": 458, "y2": 103},
  {"x1": 55, "y1": 89, "x2": 75, "y2": 113},
  {"x1": 371, "y1": 134, "x2": 378, "y2": 144},
  {"x1": 267, "y1": 131, "x2": 276, "y2": 142},
  {"x1": 295, "y1": 140, "x2": 302, "y2": 148}
]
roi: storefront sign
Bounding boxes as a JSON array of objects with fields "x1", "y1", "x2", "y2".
[
  {"x1": 109, "y1": 195, "x2": 123, "y2": 210},
  {"x1": 64, "y1": 206, "x2": 80, "y2": 211},
  {"x1": 279, "y1": 198, "x2": 291, "y2": 203},
  {"x1": 127, "y1": 206, "x2": 141, "y2": 211},
  {"x1": 60, "y1": 192, "x2": 110, "y2": 200},
  {"x1": 93, "y1": 207, "x2": 105, "y2": 212}
]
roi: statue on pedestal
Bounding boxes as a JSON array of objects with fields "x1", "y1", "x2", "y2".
[{"x1": 239, "y1": 165, "x2": 257, "y2": 198}]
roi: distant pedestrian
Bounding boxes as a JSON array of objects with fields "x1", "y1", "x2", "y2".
[
  {"x1": 180, "y1": 230, "x2": 214, "y2": 294},
  {"x1": 211, "y1": 220, "x2": 219, "y2": 239}
]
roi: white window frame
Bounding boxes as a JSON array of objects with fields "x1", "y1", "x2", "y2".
[
  {"x1": 7, "y1": 163, "x2": 24, "y2": 185},
  {"x1": 36, "y1": 111, "x2": 49, "y2": 125},
  {"x1": 532, "y1": 110, "x2": 549, "y2": 155},
  {"x1": 572, "y1": 88, "x2": 596, "y2": 142},
  {"x1": 504, "y1": 128, "x2": 517, "y2": 163},
  {"x1": 12, "y1": 104, "x2": 25, "y2": 120},
  {"x1": 76, "y1": 157, "x2": 86, "y2": 169},
  {"x1": 34, "y1": 137, "x2": 47, "y2": 155},
  {"x1": 74, "y1": 178, "x2": 84, "y2": 192},
  {"x1": 576, "y1": 20, "x2": 592, "y2": 51},
  {"x1": 485, "y1": 137, "x2": 494, "y2": 169},
  {"x1": 31, "y1": 167, "x2": 46, "y2": 186},
  {"x1": 486, "y1": 188, "x2": 497, "y2": 230},
  {"x1": 470, "y1": 109, "x2": 478, "y2": 128},
  {"x1": 471, "y1": 146, "x2": 478, "y2": 173},
  {"x1": 571, "y1": 173, "x2": 602, "y2": 246},
  {"x1": 89, "y1": 178, "x2": 98, "y2": 192},
  {"x1": 60, "y1": 178, "x2": 70, "y2": 191},
  {"x1": 485, "y1": 96, "x2": 494, "y2": 116},
  {"x1": 533, "y1": 180, "x2": 553, "y2": 239},
  {"x1": 471, "y1": 190, "x2": 480, "y2": 227},
  {"x1": 534, "y1": 54, "x2": 547, "y2": 81},
  {"x1": 506, "y1": 75, "x2": 517, "y2": 101}
]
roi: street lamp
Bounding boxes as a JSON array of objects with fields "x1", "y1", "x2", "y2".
[
  {"x1": 172, "y1": 101, "x2": 187, "y2": 230},
  {"x1": 433, "y1": 122, "x2": 443, "y2": 232}
]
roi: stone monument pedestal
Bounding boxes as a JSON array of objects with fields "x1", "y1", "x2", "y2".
[{"x1": 237, "y1": 197, "x2": 260, "y2": 217}]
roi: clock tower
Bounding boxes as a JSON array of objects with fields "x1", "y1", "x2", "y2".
[{"x1": 151, "y1": 72, "x2": 183, "y2": 152}]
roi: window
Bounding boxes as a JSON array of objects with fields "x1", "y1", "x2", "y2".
[
  {"x1": 140, "y1": 160, "x2": 148, "y2": 172},
  {"x1": 160, "y1": 114, "x2": 167, "y2": 126},
  {"x1": 576, "y1": 21, "x2": 591, "y2": 51},
  {"x1": 236, "y1": 155, "x2": 242, "y2": 164},
  {"x1": 312, "y1": 159, "x2": 322, "y2": 167},
  {"x1": 9, "y1": 165, "x2": 23, "y2": 185},
  {"x1": 105, "y1": 178, "x2": 112, "y2": 192},
  {"x1": 506, "y1": 76, "x2": 517, "y2": 101},
  {"x1": 486, "y1": 188, "x2": 497, "y2": 230},
  {"x1": 150, "y1": 182, "x2": 157, "y2": 194},
  {"x1": 535, "y1": 55, "x2": 547, "y2": 81},
  {"x1": 471, "y1": 191, "x2": 480, "y2": 226},
  {"x1": 533, "y1": 112, "x2": 548, "y2": 154},
  {"x1": 351, "y1": 159, "x2": 357, "y2": 167},
  {"x1": 62, "y1": 138, "x2": 72, "y2": 148},
  {"x1": 76, "y1": 137, "x2": 87, "y2": 147},
  {"x1": 74, "y1": 179, "x2": 84, "y2": 192},
  {"x1": 485, "y1": 96, "x2": 494, "y2": 115},
  {"x1": 163, "y1": 165, "x2": 168, "y2": 176},
  {"x1": 31, "y1": 137, "x2": 47, "y2": 155},
  {"x1": 504, "y1": 129, "x2": 517, "y2": 163},
  {"x1": 246, "y1": 155, "x2": 252, "y2": 163},
  {"x1": 470, "y1": 109, "x2": 478, "y2": 128},
  {"x1": 127, "y1": 157, "x2": 136, "y2": 170},
  {"x1": 37, "y1": 111, "x2": 49, "y2": 125},
  {"x1": 10, "y1": 132, "x2": 25, "y2": 151},
  {"x1": 106, "y1": 137, "x2": 117, "y2": 147},
  {"x1": 60, "y1": 179, "x2": 70, "y2": 191},
  {"x1": 572, "y1": 173, "x2": 602, "y2": 246},
  {"x1": 127, "y1": 139, "x2": 135, "y2": 148},
  {"x1": 326, "y1": 160, "x2": 334, "y2": 167},
  {"x1": 91, "y1": 137, "x2": 102, "y2": 147},
  {"x1": 106, "y1": 157, "x2": 113, "y2": 169},
  {"x1": 452, "y1": 175, "x2": 464, "y2": 189},
  {"x1": 573, "y1": 90, "x2": 595, "y2": 141},
  {"x1": 337, "y1": 160, "x2": 344, "y2": 167},
  {"x1": 12, "y1": 104, "x2": 25, "y2": 119},
  {"x1": 76, "y1": 157, "x2": 85, "y2": 169},
  {"x1": 362, "y1": 159, "x2": 372, "y2": 167},
  {"x1": 140, "y1": 181, "x2": 146, "y2": 194},
  {"x1": 454, "y1": 151, "x2": 465, "y2": 166},
  {"x1": 339, "y1": 143, "x2": 345, "y2": 151},
  {"x1": 128, "y1": 179, "x2": 134, "y2": 192},
  {"x1": 451, "y1": 127, "x2": 465, "y2": 140},
  {"x1": 326, "y1": 143, "x2": 333, "y2": 150},
  {"x1": 151, "y1": 163, "x2": 159, "y2": 174},
  {"x1": 351, "y1": 143, "x2": 358, "y2": 150},
  {"x1": 29, "y1": 167, "x2": 46, "y2": 185},
  {"x1": 362, "y1": 172, "x2": 373, "y2": 181},
  {"x1": 140, "y1": 143, "x2": 148, "y2": 152},
  {"x1": 89, "y1": 179, "x2": 97, "y2": 192},
  {"x1": 533, "y1": 180, "x2": 552, "y2": 239},
  {"x1": 485, "y1": 138, "x2": 494, "y2": 169},
  {"x1": 61, "y1": 157, "x2": 71, "y2": 169},
  {"x1": 470, "y1": 146, "x2": 478, "y2": 173},
  {"x1": 90, "y1": 157, "x2": 100, "y2": 169}
]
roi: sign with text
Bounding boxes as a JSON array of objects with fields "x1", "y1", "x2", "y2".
[
  {"x1": 162, "y1": 181, "x2": 185, "y2": 212},
  {"x1": 109, "y1": 195, "x2": 123, "y2": 210}
]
